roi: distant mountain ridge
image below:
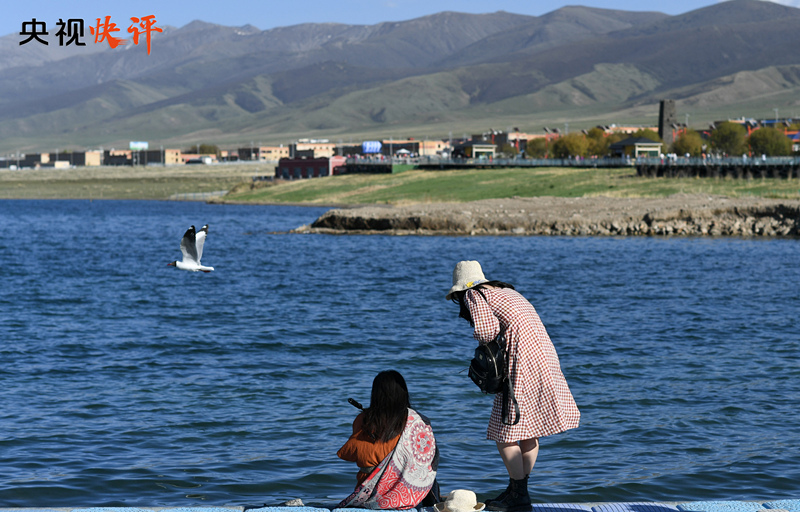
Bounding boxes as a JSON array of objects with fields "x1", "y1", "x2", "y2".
[{"x1": 1, "y1": 0, "x2": 799, "y2": 153}]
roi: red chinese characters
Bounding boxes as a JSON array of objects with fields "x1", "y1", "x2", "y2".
[
  {"x1": 89, "y1": 16, "x2": 125, "y2": 48},
  {"x1": 128, "y1": 15, "x2": 162, "y2": 55}
]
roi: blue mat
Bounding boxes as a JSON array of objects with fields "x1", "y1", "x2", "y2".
[
  {"x1": 763, "y1": 501, "x2": 800, "y2": 511},
  {"x1": 532, "y1": 505, "x2": 593, "y2": 512},
  {"x1": 155, "y1": 509, "x2": 240, "y2": 512},
  {"x1": 333, "y1": 509, "x2": 414, "y2": 512},
  {"x1": 0, "y1": 509, "x2": 66, "y2": 512},
  {"x1": 246, "y1": 508, "x2": 330, "y2": 512},
  {"x1": 677, "y1": 502, "x2": 766, "y2": 512},
  {"x1": 72, "y1": 509, "x2": 154, "y2": 512},
  {"x1": 594, "y1": 503, "x2": 680, "y2": 512}
]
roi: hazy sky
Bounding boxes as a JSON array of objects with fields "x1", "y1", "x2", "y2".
[{"x1": 5, "y1": 0, "x2": 800, "y2": 39}]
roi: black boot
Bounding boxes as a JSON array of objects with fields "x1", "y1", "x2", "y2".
[
  {"x1": 485, "y1": 480, "x2": 511, "y2": 508},
  {"x1": 485, "y1": 475, "x2": 531, "y2": 512}
]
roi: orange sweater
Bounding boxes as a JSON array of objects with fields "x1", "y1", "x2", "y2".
[{"x1": 337, "y1": 412, "x2": 401, "y2": 486}]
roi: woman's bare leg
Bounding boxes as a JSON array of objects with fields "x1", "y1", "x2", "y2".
[
  {"x1": 496, "y1": 441, "x2": 524, "y2": 479},
  {"x1": 519, "y1": 438, "x2": 539, "y2": 477},
  {"x1": 496, "y1": 438, "x2": 539, "y2": 479}
]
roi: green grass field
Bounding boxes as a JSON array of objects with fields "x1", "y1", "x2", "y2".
[
  {"x1": 0, "y1": 165, "x2": 263, "y2": 200},
  {"x1": 3, "y1": 164, "x2": 800, "y2": 202},
  {"x1": 223, "y1": 167, "x2": 800, "y2": 205}
]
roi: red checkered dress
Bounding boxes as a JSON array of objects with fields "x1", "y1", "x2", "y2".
[{"x1": 465, "y1": 287, "x2": 580, "y2": 442}]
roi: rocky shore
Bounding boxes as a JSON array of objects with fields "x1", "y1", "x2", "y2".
[{"x1": 293, "y1": 194, "x2": 800, "y2": 237}]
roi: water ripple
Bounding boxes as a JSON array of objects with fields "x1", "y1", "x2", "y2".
[{"x1": 1, "y1": 201, "x2": 799, "y2": 505}]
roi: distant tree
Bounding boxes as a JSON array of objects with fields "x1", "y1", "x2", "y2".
[
  {"x1": 631, "y1": 128, "x2": 662, "y2": 142},
  {"x1": 586, "y1": 127, "x2": 606, "y2": 139},
  {"x1": 710, "y1": 122, "x2": 747, "y2": 156},
  {"x1": 605, "y1": 132, "x2": 629, "y2": 146},
  {"x1": 551, "y1": 133, "x2": 589, "y2": 158},
  {"x1": 497, "y1": 143, "x2": 519, "y2": 158},
  {"x1": 185, "y1": 143, "x2": 220, "y2": 155},
  {"x1": 525, "y1": 138, "x2": 548, "y2": 158},
  {"x1": 672, "y1": 130, "x2": 704, "y2": 157},
  {"x1": 748, "y1": 127, "x2": 792, "y2": 156},
  {"x1": 586, "y1": 127, "x2": 609, "y2": 157}
]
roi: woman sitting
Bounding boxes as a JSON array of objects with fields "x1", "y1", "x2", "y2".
[{"x1": 337, "y1": 370, "x2": 440, "y2": 510}]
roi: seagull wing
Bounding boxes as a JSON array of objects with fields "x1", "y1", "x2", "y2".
[
  {"x1": 195, "y1": 224, "x2": 209, "y2": 263},
  {"x1": 180, "y1": 225, "x2": 199, "y2": 264}
]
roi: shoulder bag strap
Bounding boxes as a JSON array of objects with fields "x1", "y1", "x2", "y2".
[
  {"x1": 501, "y1": 378, "x2": 520, "y2": 426},
  {"x1": 475, "y1": 288, "x2": 505, "y2": 347},
  {"x1": 477, "y1": 288, "x2": 519, "y2": 425}
]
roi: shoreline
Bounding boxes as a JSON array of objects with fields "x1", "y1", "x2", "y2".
[
  {"x1": 293, "y1": 194, "x2": 800, "y2": 237},
  {"x1": 0, "y1": 499, "x2": 794, "y2": 511}
]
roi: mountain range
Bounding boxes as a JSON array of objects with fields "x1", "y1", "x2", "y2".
[{"x1": 1, "y1": 0, "x2": 800, "y2": 153}]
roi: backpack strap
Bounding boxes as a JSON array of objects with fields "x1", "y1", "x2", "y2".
[
  {"x1": 477, "y1": 288, "x2": 520, "y2": 426},
  {"x1": 501, "y1": 378, "x2": 520, "y2": 426},
  {"x1": 475, "y1": 288, "x2": 505, "y2": 347}
]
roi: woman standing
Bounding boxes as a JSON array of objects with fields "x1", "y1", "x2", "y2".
[{"x1": 447, "y1": 261, "x2": 579, "y2": 512}]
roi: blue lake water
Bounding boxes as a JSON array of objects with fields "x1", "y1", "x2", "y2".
[{"x1": 1, "y1": 199, "x2": 799, "y2": 507}]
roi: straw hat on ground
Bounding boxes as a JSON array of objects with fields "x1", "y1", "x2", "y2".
[
  {"x1": 434, "y1": 489, "x2": 486, "y2": 512},
  {"x1": 445, "y1": 260, "x2": 488, "y2": 300}
]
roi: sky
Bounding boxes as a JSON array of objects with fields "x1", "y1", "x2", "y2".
[{"x1": 4, "y1": 0, "x2": 800, "y2": 39}]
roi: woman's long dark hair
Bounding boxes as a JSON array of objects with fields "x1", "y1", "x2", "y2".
[
  {"x1": 451, "y1": 280, "x2": 515, "y2": 326},
  {"x1": 362, "y1": 370, "x2": 411, "y2": 442}
]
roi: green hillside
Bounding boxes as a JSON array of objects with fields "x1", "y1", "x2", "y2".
[{"x1": 2, "y1": 1, "x2": 800, "y2": 153}]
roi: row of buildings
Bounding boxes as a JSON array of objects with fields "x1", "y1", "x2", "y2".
[
  {"x1": 3, "y1": 114, "x2": 798, "y2": 174},
  {"x1": 0, "y1": 138, "x2": 453, "y2": 170},
  {"x1": 0, "y1": 128, "x2": 643, "y2": 170}
]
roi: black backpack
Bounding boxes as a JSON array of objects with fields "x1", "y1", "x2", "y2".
[
  {"x1": 468, "y1": 339, "x2": 519, "y2": 425},
  {"x1": 468, "y1": 340, "x2": 506, "y2": 395}
]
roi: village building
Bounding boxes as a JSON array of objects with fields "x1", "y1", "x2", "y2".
[
  {"x1": 292, "y1": 140, "x2": 337, "y2": 158},
  {"x1": 451, "y1": 140, "x2": 497, "y2": 159},
  {"x1": 238, "y1": 145, "x2": 290, "y2": 161},
  {"x1": 609, "y1": 137, "x2": 664, "y2": 158},
  {"x1": 275, "y1": 156, "x2": 347, "y2": 179}
]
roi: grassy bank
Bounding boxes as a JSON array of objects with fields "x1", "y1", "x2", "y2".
[
  {"x1": 3, "y1": 164, "x2": 800, "y2": 203},
  {"x1": 0, "y1": 164, "x2": 267, "y2": 200},
  {"x1": 221, "y1": 167, "x2": 800, "y2": 205}
]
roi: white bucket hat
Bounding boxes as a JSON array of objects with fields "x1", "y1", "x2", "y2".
[
  {"x1": 445, "y1": 260, "x2": 488, "y2": 300},
  {"x1": 434, "y1": 489, "x2": 486, "y2": 512}
]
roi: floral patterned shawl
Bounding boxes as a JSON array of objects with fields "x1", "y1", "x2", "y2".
[{"x1": 338, "y1": 408, "x2": 438, "y2": 510}]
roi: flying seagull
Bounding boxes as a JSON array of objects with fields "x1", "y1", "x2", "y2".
[{"x1": 168, "y1": 224, "x2": 214, "y2": 272}]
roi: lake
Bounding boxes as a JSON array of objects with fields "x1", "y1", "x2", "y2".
[{"x1": 1, "y1": 200, "x2": 798, "y2": 507}]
